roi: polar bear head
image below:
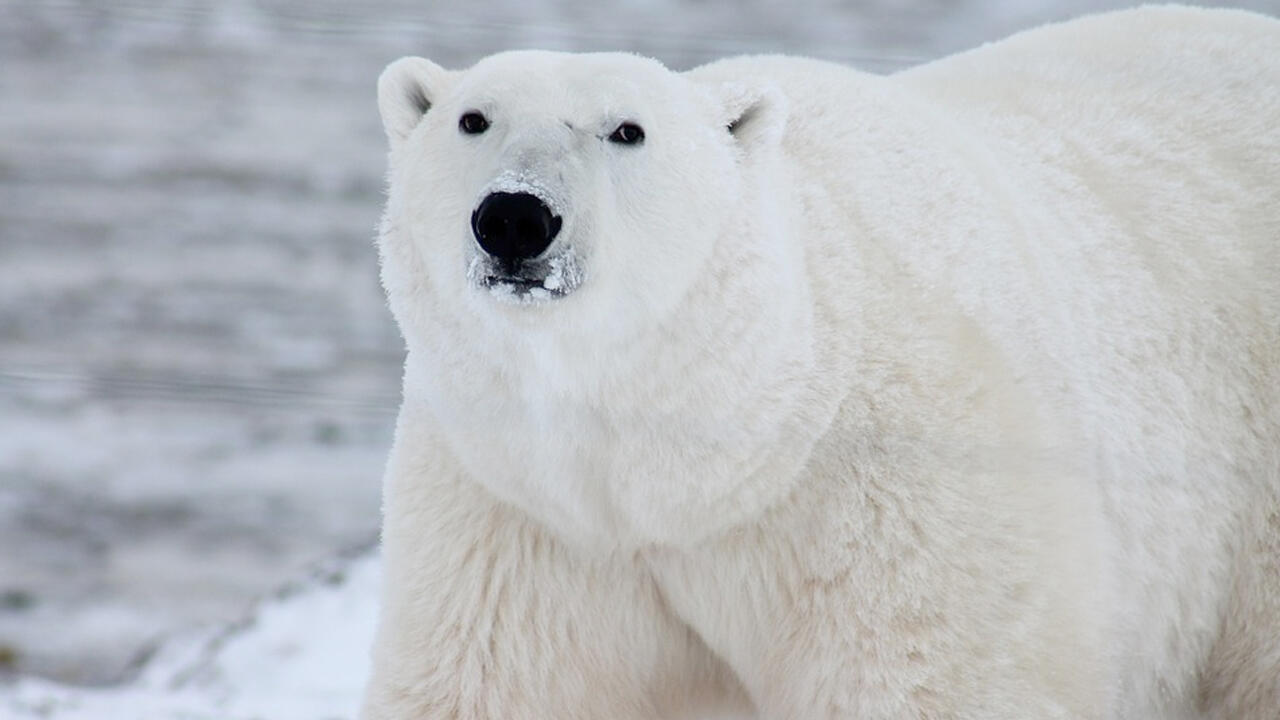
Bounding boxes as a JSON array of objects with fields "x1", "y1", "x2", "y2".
[
  {"x1": 377, "y1": 51, "x2": 816, "y2": 546},
  {"x1": 377, "y1": 51, "x2": 790, "y2": 340}
]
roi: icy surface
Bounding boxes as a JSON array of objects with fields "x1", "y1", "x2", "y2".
[
  {"x1": 3, "y1": 552, "x2": 380, "y2": 720},
  {"x1": 2, "y1": 0, "x2": 1277, "y2": 716}
]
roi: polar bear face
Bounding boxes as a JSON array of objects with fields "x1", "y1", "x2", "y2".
[
  {"x1": 378, "y1": 51, "x2": 783, "y2": 342},
  {"x1": 377, "y1": 51, "x2": 808, "y2": 545}
]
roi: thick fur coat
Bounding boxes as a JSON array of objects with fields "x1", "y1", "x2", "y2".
[{"x1": 363, "y1": 6, "x2": 1280, "y2": 719}]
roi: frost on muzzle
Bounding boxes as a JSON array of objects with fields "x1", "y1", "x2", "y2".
[{"x1": 466, "y1": 184, "x2": 583, "y2": 303}]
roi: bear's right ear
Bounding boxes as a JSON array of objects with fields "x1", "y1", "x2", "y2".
[
  {"x1": 377, "y1": 57, "x2": 455, "y2": 145},
  {"x1": 714, "y1": 81, "x2": 789, "y2": 152}
]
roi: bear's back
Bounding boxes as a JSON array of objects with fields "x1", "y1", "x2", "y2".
[
  {"x1": 893, "y1": 4, "x2": 1280, "y2": 410},
  {"x1": 694, "y1": 6, "x2": 1280, "y2": 410},
  {"x1": 898, "y1": 6, "x2": 1280, "y2": 223},
  {"x1": 896, "y1": 5, "x2": 1280, "y2": 271}
]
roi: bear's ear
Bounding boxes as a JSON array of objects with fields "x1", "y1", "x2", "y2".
[
  {"x1": 715, "y1": 81, "x2": 789, "y2": 151},
  {"x1": 377, "y1": 56, "x2": 455, "y2": 145}
]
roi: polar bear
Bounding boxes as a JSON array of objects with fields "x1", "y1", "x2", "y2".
[{"x1": 363, "y1": 6, "x2": 1280, "y2": 720}]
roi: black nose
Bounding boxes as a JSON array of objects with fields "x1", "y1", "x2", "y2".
[{"x1": 471, "y1": 192, "x2": 562, "y2": 262}]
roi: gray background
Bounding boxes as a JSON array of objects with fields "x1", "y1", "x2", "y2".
[{"x1": 2, "y1": 0, "x2": 1276, "y2": 688}]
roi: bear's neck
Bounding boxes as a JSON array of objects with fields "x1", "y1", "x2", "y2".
[{"x1": 398, "y1": 233, "x2": 845, "y2": 550}]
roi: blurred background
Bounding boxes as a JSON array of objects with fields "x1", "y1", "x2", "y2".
[{"x1": 1, "y1": 0, "x2": 1276, "y2": 717}]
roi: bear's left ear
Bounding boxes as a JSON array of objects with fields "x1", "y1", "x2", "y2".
[
  {"x1": 714, "y1": 81, "x2": 789, "y2": 151},
  {"x1": 377, "y1": 56, "x2": 455, "y2": 145}
]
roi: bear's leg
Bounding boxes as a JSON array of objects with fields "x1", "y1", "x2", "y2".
[
  {"x1": 1198, "y1": 492, "x2": 1280, "y2": 720},
  {"x1": 647, "y1": 466, "x2": 1109, "y2": 720},
  {"x1": 361, "y1": 436, "x2": 748, "y2": 720}
]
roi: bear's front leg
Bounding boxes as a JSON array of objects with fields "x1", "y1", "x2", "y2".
[
  {"x1": 646, "y1": 460, "x2": 1109, "y2": 720},
  {"x1": 361, "y1": 422, "x2": 747, "y2": 720}
]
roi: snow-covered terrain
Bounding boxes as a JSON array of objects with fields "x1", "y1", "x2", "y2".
[
  {"x1": 3, "y1": 0, "x2": 1276, "y2": 717},
  {"x1": 4, "y1": 552, "x2": 379, "y2": 720}
]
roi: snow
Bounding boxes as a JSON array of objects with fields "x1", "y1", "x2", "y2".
[
  {"x1": 4, "y1": 552, "x2": 380, "y2": 720},
  {"x1": 485, "y1": 171, "x2": 569, "y2": 218}
]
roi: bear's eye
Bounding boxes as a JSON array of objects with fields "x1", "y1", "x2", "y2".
[
  {"x1": 608, "y1": 122, "x2": 645, "y2": 145},
  {"x1": 459, "y1": 112, "x2": 490, "y2": 135}
]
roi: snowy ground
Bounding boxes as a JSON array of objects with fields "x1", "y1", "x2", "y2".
[
  {"x1": 5, "y1": 552, "x2": 380, "y2": 720},
  {"x1": 2, "y1": 0, "x2": 1276, "y2": 718}
]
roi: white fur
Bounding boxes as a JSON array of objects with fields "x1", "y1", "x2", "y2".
[{"x1": 364, "y1": 7, "x2": 1280, "y2": 719}]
